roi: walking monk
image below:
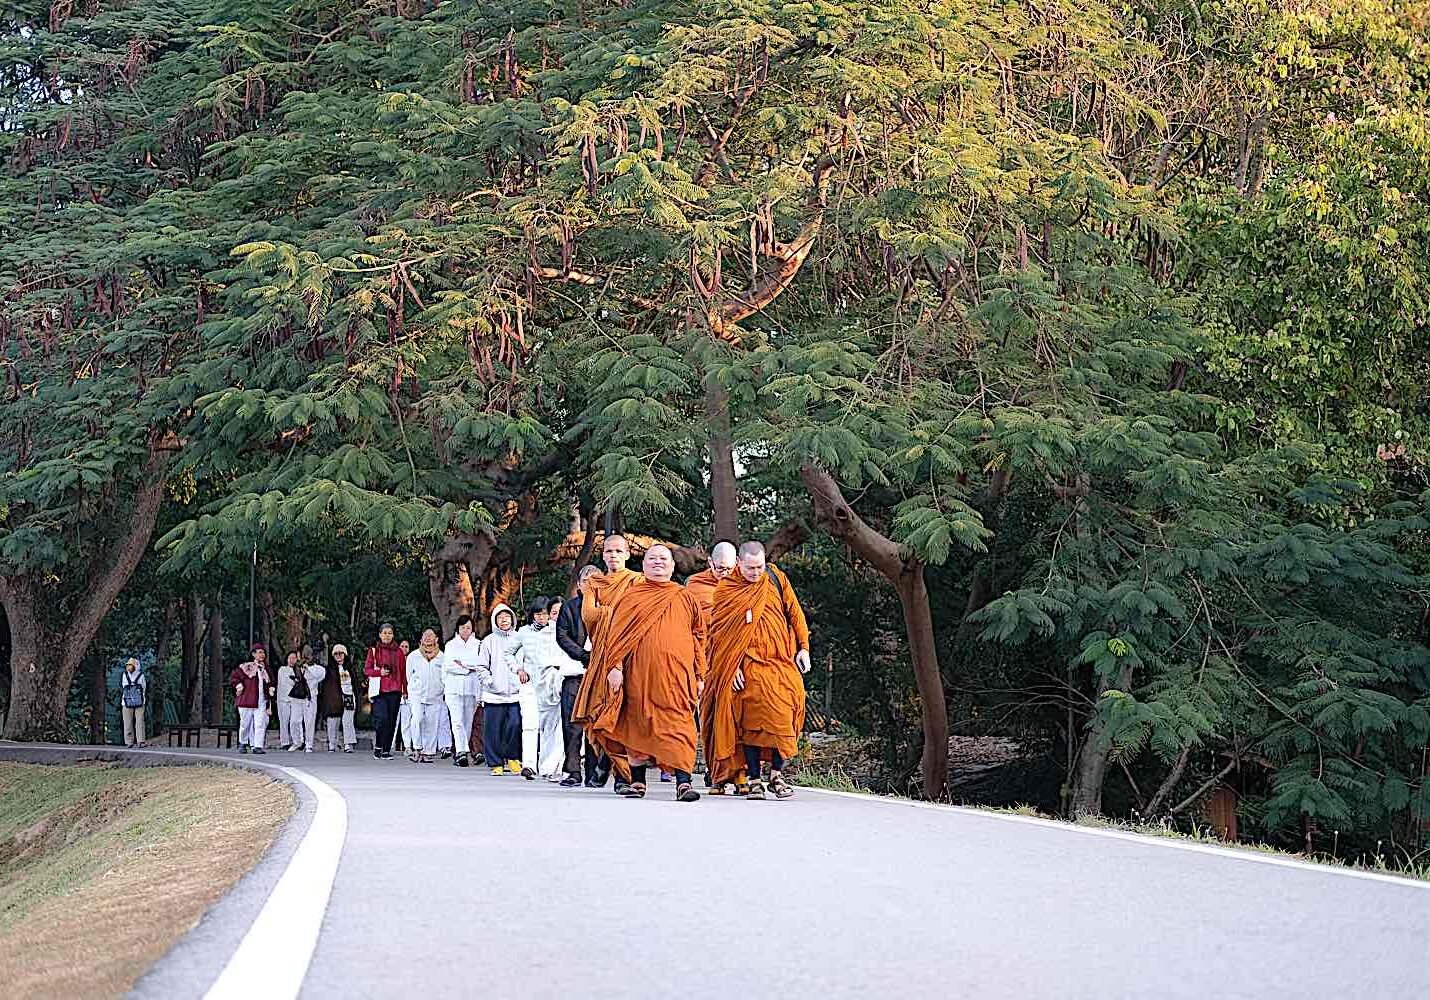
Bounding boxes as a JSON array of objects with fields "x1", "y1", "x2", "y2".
[
  {"x1": 571, "y1": 533, "x2": 642, "y2": 788},
  {"x1": 577, "y1": 544, "x2": 707, "y2": 802},
  {"x1": 684, "y1": 541, "x2": 737, "y2": 620},
  {"x1": 703, "y1": 540, "x2": 812, "y2": 799}
]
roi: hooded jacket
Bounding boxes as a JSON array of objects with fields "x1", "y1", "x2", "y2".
[{"x1": 476, "y1": 603, "x2": 522, "y2": 704}]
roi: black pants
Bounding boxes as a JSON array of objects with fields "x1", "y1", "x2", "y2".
[
  {"x1": 372, "y1": 691, "x2": 401, "y2": 753},
  {"x1": 483, "y1": 702, "x2": 521, "y2": 763},
  {"x1": 560, "y1": 675, "x2": 608, "y2": 781},
  {"x1": 631, "y1": 765, "x2": 692, "y2": 785},
  {"x1": 745, "y1": 746, "x2": 784, "y2": 780}
]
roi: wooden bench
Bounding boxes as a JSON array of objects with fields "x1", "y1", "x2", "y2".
[{"x1": 167, "y1": 725, "x2": 238, "y2": 749}]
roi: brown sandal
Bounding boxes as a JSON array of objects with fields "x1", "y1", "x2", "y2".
[
  {"x1": 676, "y1": 783, "x2": 701, "y2": 803},
  {"x1": 621, "y1": 782, "x2": 647, "y2": 798},
  {"x1": 770, "y1": 775, "x2": 794, "y2": 799},
  {"x1": 747, "y1": 780, "x2": 766, "y2": 800}
]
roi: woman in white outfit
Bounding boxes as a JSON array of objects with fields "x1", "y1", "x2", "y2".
[
  {"x1": 511, "y1": 597, "x2": 568, "y2": 781},
  {"x1": 442, "y1": 615, "x2": 483, "y2": 768},
  {"x1": 276, "y1": 651, "x2": 303, "y2": 751},
  {"x1": 406, "y1": 630, "x2": 450, "y2": 763},
  {"x1": 290, "y1": 646, "x2": 326, "y2": 752}
]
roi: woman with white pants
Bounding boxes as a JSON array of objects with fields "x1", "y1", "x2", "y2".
[
  {"x1": 320, "y1": 644, "x2": 357, "y2": 752},
  {"x1": 276, "y1": 652, "x2": 303, "y2": 750},
  {"x1": 442, "y1": 615, "x2": 483, "y2": 768},
  {"x1": 229, "y1": 644, "x2": 274, "y2": 754},
  {"x1": 406, "y1": 630, "x2": 450, "y2": 763},
  {"x1": 288, "y1": 647, "x2": 325, "y2": 752},
  {"x1": 511, "y1": 597, "x2": 568, "y2": 781}
]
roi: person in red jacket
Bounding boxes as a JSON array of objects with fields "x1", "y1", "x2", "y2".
[
  {"x1": 230, "y1": 643, "x2": 276, "y2": 754},
  {"x1": 364, "y1": 622, "x2": 407, "y2": 759}
]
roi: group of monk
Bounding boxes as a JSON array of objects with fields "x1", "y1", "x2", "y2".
[{"x1": 571, "y1": 533, "x2": 812, "y2": 802}]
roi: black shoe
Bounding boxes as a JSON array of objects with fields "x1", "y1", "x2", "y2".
[
  {"x1": 239, "y1": 745, "x2": 250, "y2": 754},
  {"x1": 279, "y1": 744, "x2": 292, "y2": 752},
  {"x1": 521, "y1": 767, "x2": 536, "y2": 780},
  {"x1": 456, "y1": 753, "x2": 470, "y2": 767},
  {"x1": 440, "y1": 749, "x2": 454, "y2": 759},
  {"x1": 560, "y1": 775, "x2": 581, "y2": 787},
  {"x1": 614, "y1": 781, "x2": 632, "y2": 796},
  {"x1": 583, "y1": 777, "x2": 600, "y2": 788},
  {"x1": 677, "y1": 783, "x2": 701, "y2": 803},
  {"x1": 472, "y1": 753, "x2": 485, "y2": 767},
  {"x1": 252, "y1": 748, "x2": 266, "y2": 755},
  {"x1": 374, "y1": 750, "x2": 383, "y2": 759}
]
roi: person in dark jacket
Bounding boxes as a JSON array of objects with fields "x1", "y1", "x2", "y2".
[
  {"x1": 556, "y1": 565, "x2": 609, "y2": 786},
  {"x1": 230, "y1": 643, "x2": 275, "y2": 754},
  {"x1": 320, "y1": 644, "x2": 358, "y2": 752}
]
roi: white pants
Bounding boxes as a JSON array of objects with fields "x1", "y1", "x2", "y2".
[
  {"x1": 293, "y1": 699, "x2": 318, "y2": 750},
  {"x1": 411, "y1": 699, "x2": 453, "y2": 754},
  {"x1": 325, "y1": 710, "x2": 356, "y2": 749},
  {"x1": 445, "y1": 693, "x2": 478, "y2": 755},
  {"x1": 238, "y1": 705, "x2": 269, "y2": 749},
  {"x1": 122, "y1": 705, "x2": 146, "y2": 746},
  {"x1": 519, "y1": 684, "x2": 539, "y2": 771},
  {"x1": 277, "y1": 698, "x2": 297, "y2": 746},
  {"x1": 537, "y1": 699, "x2": 564, "y2": 777},
  {"x1": 398, "y1": 698, "x2": 412, "y2": 752}
]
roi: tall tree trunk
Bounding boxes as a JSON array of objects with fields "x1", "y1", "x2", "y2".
[
  {"x1": 206, "y1": 603, "x2": 224, "y2": 725},
  {"x1": 1068, "y1": 664, "x2": 1132, "y2": 817},
  {"x1": 428, "y1": 533, "x2": 494, "y2": 639},
  {"x1": 181, "y1": 594, "x2": 202, "y2": 724},
  {"x1": 281, "y1": 609, "x2": 305, "y2": 655},
  {"x1": 0, "y1": 447, "x2": 171, "y2": 741},
  {"x1": 706, "y1": 380, "x2": 739, "y2": 542},
  {"x1": 564, "y1": 506, "x2": 599, "y2": 597},
  {"x1": 799, "y1": 463, "x2": 949, "y2": 799}
]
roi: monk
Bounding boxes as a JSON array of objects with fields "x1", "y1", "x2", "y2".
[
  {"x1": 571, "y1": 533, "x2": 643, "y2": 786},
  {"x1": 703, "y1": 540, "x2": 811, "y2": 799},
  {"x1": 579, "y1": 544, "x2": 707, "y2": 802},
  {"x1": 684, "y1": 541, "x2": 737, "y2": 618}
]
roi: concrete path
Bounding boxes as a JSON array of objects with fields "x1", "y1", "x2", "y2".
[
  {"x1": 214, "y1": 750, "x2": 1430, "y2": 998},
  {"x1": 8, "y1": 744, "x2": 1428, "y2": 998}
]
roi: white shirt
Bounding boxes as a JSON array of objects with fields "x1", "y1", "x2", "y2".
[
  {"x1": 442, "y1": 634, "x2": 484, "y2": 698},
  {"x1": 406, "y1": 649, "x2": 446, "y2": 704}
]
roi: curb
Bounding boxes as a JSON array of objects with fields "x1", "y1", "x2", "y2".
[{"x1": 0, "y1": 743, "x2": 347, "y2": 998}]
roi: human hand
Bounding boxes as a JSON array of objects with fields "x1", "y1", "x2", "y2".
[
  {"x1": 381, "y1": 667, "x2": 390, "y2": 676},
  {"x1": 795, "y1": 650, "x2": 811, "y2": 674},
  {"x1": 733, "y1": 667, "x2": 745, "y2": 691},
  {"x1": 518, "y1": 669, "x2": 530, "y2": 684},
  {"x1": 607, "y1": 667, "x2": 623, "y2": 692}
]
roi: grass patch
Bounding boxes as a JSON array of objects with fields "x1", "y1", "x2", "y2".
[{"x1": 0, "y1": 762, "x2": 293, "y2": 999}]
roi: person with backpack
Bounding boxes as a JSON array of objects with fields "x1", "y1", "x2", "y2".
[
  {"x1": 119, "y1": 657, "x2": 147, "y2": 747},
  {"x1": 286, "y1": 645, "x2": 325, "y2": 753}
]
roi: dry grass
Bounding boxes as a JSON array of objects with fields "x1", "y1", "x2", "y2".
[{"x1": 0, "y1": 762, "x2": 293, "y2": 1000}]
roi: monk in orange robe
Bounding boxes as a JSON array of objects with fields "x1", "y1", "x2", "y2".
[
  {"x1": 704, "y1": 540, "x2": 811, "y2": 799},
  {"x1": 581, "y1": 544, "x2": 707, "y2": 802},
  {"x1": 684, "y1": 541, "x2": 737, "y2": 622}
]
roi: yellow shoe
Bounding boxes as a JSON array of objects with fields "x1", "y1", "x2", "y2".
[
  {"x1": 507, "y1": 759, "x2": 521, "y2": 773},
  {"x1": 491, "y1": 765, "x2": 505, "y2": 775}
]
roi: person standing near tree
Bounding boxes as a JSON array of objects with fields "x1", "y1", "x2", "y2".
[
  {"x1": 320, "y1": 644, "x2": 358, "y2": 753},
  {"x1": 443, "y1": 614, "x2": 484, "y2": 768},
  {"x1": 276, "y1": 651, "x2": 303, "y2": 751},
  {"x1": 289, "y1": 645, "x2": 325, "y2": 753},
  {"x1": 396, "y1": 638, "x2": 413, "y2": 755},
  {"x1": 363, "y1": 623, "x2": 406, "y2": 759},
  {"x1": 230, "y1": 643, "x2": 275, "y2": 754},
  {"x1": 704, "y1": 541, "x2": 812, "y2": 799},
  {"x1": 406, "y1": 629, "x2": 450, "y2": 764},
  {"x1": 511, "y1": 596, "x2": 569, "y2": 782},
  {"x1": 579, "y1": 545, "x2": 707, "y2": 802},
  {"x1": 476, "y1": 603, "x2": 523, "y2": 775},
  {"x1": 557, "y1": 565, "x2": 605, "y2": 787},
  {"x1": 119, "y1": 657, "x2": 147, "y2": 747}
]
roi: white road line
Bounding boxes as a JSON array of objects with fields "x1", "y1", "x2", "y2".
[
  {"x1": 203, "y1": 762, "x2": 347, "y2": 1000},
  {"x1": 800, "y1": 784, "x2": 1430, "y2": 891}
]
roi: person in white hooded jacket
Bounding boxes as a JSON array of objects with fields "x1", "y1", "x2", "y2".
[
  {"x1": 406, "y1": 629, "x2": 451, "y2": 763},
  {"x1": 510, "y1": 596, "x2": 573, "y2": 782},
  {"x1": 476, "y1": 603, "x2": 523, "y2": 775},
  {"x1": 442, "y1": 614, "x2": 483, "y2": 768}
]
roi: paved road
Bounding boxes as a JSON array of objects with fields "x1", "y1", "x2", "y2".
[{"x1": 211, "y1": 750, "x2": 1428, "y2": 999}]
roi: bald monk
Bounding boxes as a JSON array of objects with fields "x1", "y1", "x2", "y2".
[
  {"x1": 579, "y1": 544, "x2": 707, "y2": 802},
  {"x1": 703, "y1": 540, "x2": 811, "y2": 799},
  {"x1": 571, "y1": 534, "x2": 643, "y2": 789},
  {"x1": 684, "y1": 540, "x2": 737, "y2": 620}
]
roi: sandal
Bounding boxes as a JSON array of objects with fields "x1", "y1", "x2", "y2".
[
  {"x1": 621, "y1": 782, "x2": 647, "y2": 798},
  {"x1": 734, "y1": 782, "x2": 750, "y2": 797},
  {"x1": 770, "y1": 775, "x2": 794, "y2": 799},
  {"x1": 676, "y1": 783, "x2": 701, "y2": 803},
  {"x1": 747, "y1": 780, "x2": 766, "y2": 800},
  {"x1": 708, "y1": 784, "x2": 727, "y2": 796}
]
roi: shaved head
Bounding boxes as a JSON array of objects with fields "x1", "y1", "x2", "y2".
[
  {"x1": 602, "y1": 533, "x2": 630, "y2": 573},
  {"x1": 710, "y1": 541, "x2": 737, "y2": 578},
  {"x1": 643, "y1": 544, "x2": 675, "y2": 583},
  {"x1": 737, "y1": 540, "x2": 767, "y2": 582}
]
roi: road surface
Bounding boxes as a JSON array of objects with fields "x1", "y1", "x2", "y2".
[{"x1": 8, "y1": 745, "x2": 1426, "y2": 998}]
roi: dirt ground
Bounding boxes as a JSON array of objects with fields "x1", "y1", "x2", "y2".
[{"x1": 0, "y1": 761, "x2": 293, "y2": 1000}]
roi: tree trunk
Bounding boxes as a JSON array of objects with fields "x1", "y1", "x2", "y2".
[
  {"x1": 706, "y1": 380, "x2": 739, "y2": 542},
  {"x1": 281, "y1": 609, "x2": 305, "y2": 655},
  {"x1": 206, "y1": 603, "x2": 224, "y2": 725},
  {"x1": 564, "y1": 506, "x2": 599, "y2": 597},
  {"x1": 0, "y1": 447, "x2": 171, "y2": 741},
  {"x1": 799, "y1": 463, "x2": 949, "y2": 799},
  {"x1": 428, "y1": 533, "x2": 494, "y2": 639},
  {"x1": 180, "y1": 594, "x2": 202, "y2": 723},
  {"x1": 1068, "y1": 664, "x2": 1132, "y2": 817},
  {"x1": 89, "y1": 653, "x2": 107, "y2": 745}
]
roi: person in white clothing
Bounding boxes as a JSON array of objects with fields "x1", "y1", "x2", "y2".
[
  {"x1": 476, "y1": 604, "x2": 523, "y2": 775},
  {"x1": 406, "y1": 629, "x2": 450, "y2": 763},
  {"x1": 442, "y1": 615, "x2": 483, "y2": 768},
  {"x1": 510, "y1": 597, "x2": 568, "y2": 781},
  {"x1": 276, "y1": 651, "x2": 303, "y2": 751},
  {"x1": 290, "y1": 646, "x2": 326, "y2": 752}
]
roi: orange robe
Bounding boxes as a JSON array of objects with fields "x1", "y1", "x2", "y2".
[
  {"x1": 702, "y1": 564, "x2": 810, "y2": 785},
  {"x1": 571, "y1": 567, "x2": 641, "y2": 725},
  {"x1": 684, "y1": 568, "x2": 720, "y2": 623},
  {"x1": 582, "y1": 579, "x2": 707, "y2": 775}
]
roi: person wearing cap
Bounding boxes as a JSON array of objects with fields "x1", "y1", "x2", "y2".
[
  {"x1": 230, "y1": 643, "x2": 276, "y2": 754},
  {"x1": 119, "y1": 657, "x2": 148, "y2": 747},
  {"x1": 320, "y1": 643, "x2": 358, "y2": 752},
  {"x1": 363, "y1": 623, "x2": 407, "y2": 759}
]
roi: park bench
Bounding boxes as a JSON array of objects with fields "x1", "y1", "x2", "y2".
[{"x1": 166, "y1": 725, "x2": 239, "y2": 750}]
